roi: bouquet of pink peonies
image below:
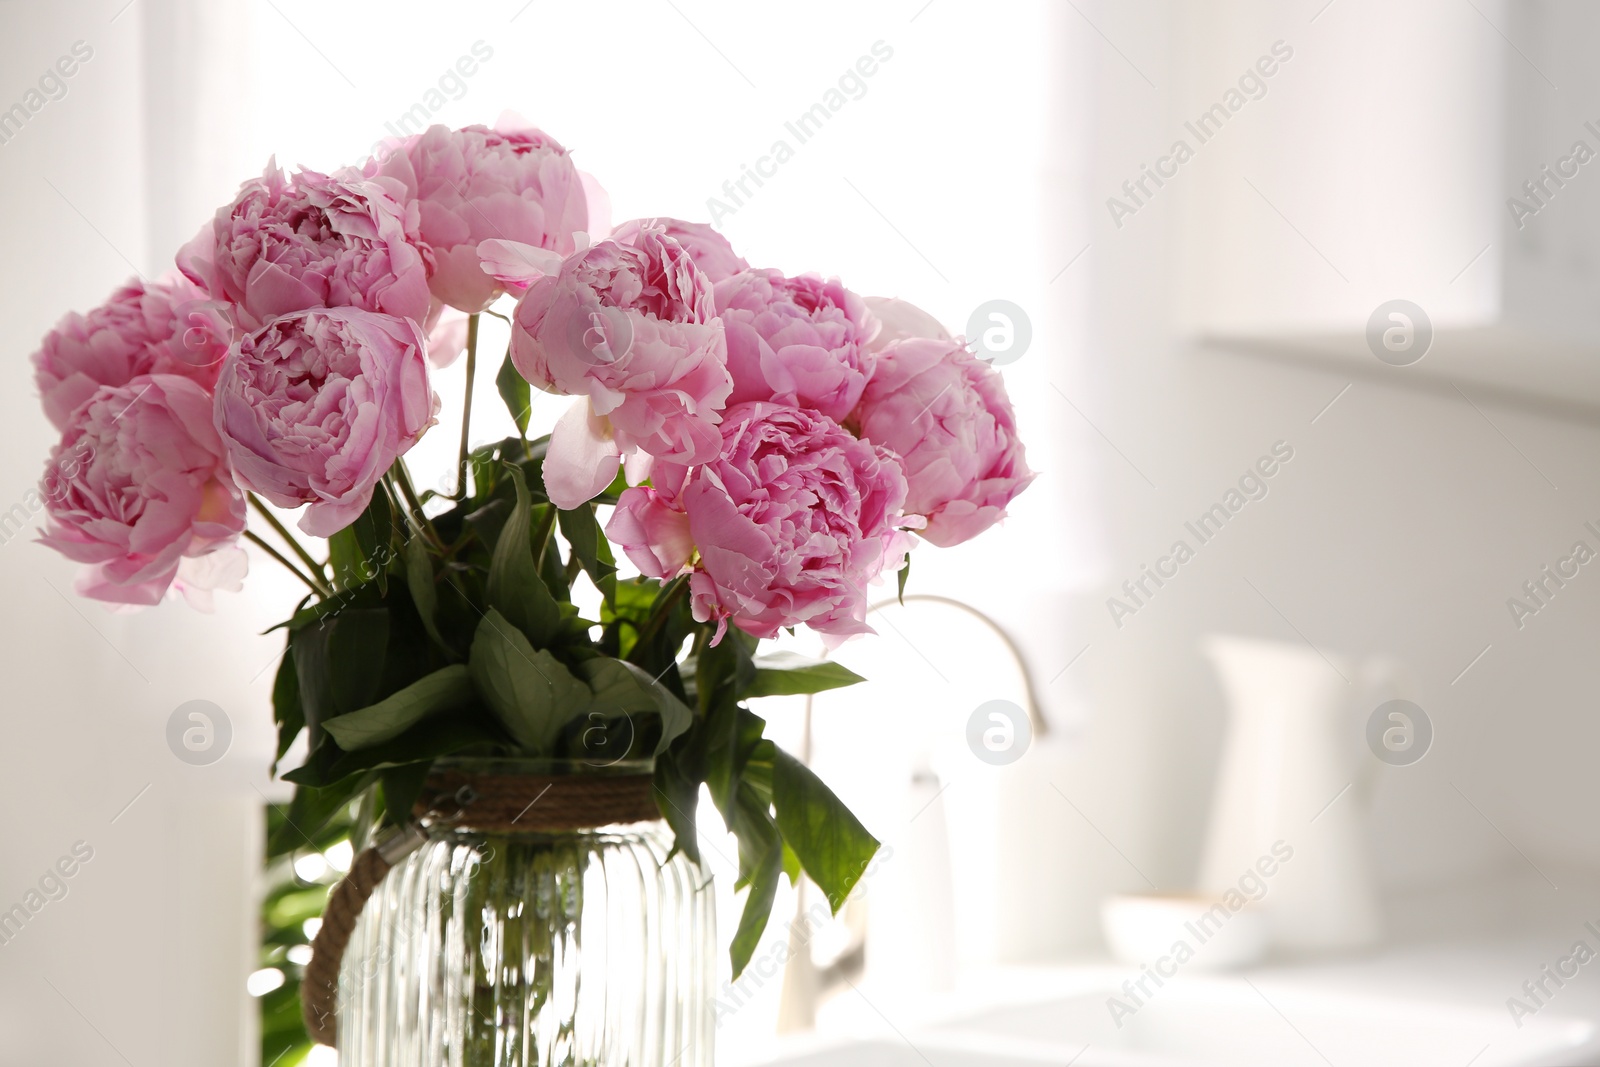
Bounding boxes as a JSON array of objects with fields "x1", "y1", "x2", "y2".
[{"x1": 31, "y1": 115, "x2": 1033, "y2": 976}]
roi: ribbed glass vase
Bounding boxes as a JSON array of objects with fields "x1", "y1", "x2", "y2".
[{"x1": 336, "y1": 759, "x2": 715, "y2": 1067}]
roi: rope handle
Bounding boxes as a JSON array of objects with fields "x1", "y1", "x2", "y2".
[{"x1": 301, "y1": 825, "x2": 424, "y2": 1047}]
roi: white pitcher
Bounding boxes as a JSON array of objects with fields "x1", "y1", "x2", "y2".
[{"x1": 1198, "y1": 634, "x2": 1386, "y2": 955}]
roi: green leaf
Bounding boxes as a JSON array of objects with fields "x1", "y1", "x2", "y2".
[
  {"x1": 285, "y1": 713, "x2": 502, "y2": 786},
  {"x1": 468, "y1": 609, "x2": 591, "y2": 755},
  {"x1": 740, "y1": 744, "x2": 776, "y2": 806},
  {"x1": 286, "y1": 723, "x2": 499, "y2": 790},
  {"x1": 897, "y1": 556, "x2": 910, "y2": 605},
  {"x1": 496, "y1": 348, "x2": 532, "y2": 436},
  {"x1": 265, "y1": 884, "x2": 341, "y2": 928},
  {"x1": 744, "y1": 652, "x2": 866, "y2": 698},
  {"x1": 405, "y1": 534, "x2": 448, "y2": 654},
  {"x1": 702, "y1": 697, "x2": 746, "y2": 818},
  {"x1": 696, "y1": 626, "x2": 755, "y2": 714},
  {"x1": 265, "y1": 775, "x2": 372, "y2": 859},
  {"x1": 729, "y1": 779, "x2": 780, "y2": 887},
  {"x1": 771, "y1": 748, "x2": 880, "y2": 914},
  {"x1": 605, "y1": 576, "x2": 659, "y2": 627},
  {"x1": 464, "y1": 435, "x2": 547, "y2": 505},
  {"x1": 360, "y1": 483, "x2": 395, "y2": 571},
  {"x1": 327, "y1": 485, "x2": 395, "y2": 593},
  {"x1": 464, "y1": 497, "x2": 512, "y2": 555},
  {"x1": 729, "y1": 835, "x2": 782, "y2": 979},
  {"x1": 578, "y1": 658, "x2": 659, "y2": 715},
  {"x1": 322, "y1": 665, "x2": 474, "y2": 750},
  {"x1": 538, "y1": 507, "x2": 571, "y2": 602},
  {"x1": 557, "y1": 504, "x2": 617, "y2": 606},
  {"x1": 628, "y1": 662, "x2": 695, "y2": 757},
  {"x1": 277, "y1": 578, "x2": 382, "y2": 633},
  {"x1": 378, "y1": 761, "x2": 432, "y2": 828},
  {"x1": 291, "y1": 608, "x2": 391, "y2": 736},
  {"x1": 271, "y1": 649, "x2": 303, "y2": 770},
  {"x1": 486, "y1": 467, "x2": 561, "y2": 647},
  {"x1": 326, "y1": 527, "x2": 363, "y2": 592},
  {"x1": 606, "y1": 576, "x2": 685, "y2": 664},
  {"x1": 578, "y1": 658, "x2": 696, "y2": 758},
  {"x1": 652, "y1": 756, "x2": 702, "y2": 866}
]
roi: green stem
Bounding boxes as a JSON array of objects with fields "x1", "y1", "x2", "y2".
[
  {"x1": 627, "y1": 576, "x2": 690, "y2": 665},
  {"x1": 244, "y1": 530, "x2": 330, "y2": 597},
  {"x1": 389, "y1": 462, "x2": 444, "y2": 551},
  {"x1": 531, "y1": 503, "x2": 558, "y2": 572},
  {"x1": 455, "y1": 313, "x2": 479, "y2": 501},
  {"x1": 247, "y1": 494, "x2": 327, "y2": 579}
]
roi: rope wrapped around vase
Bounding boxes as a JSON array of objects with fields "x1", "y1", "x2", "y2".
[{"x1": 300, "y1": 768, "x2": 662, "y2": 1047}]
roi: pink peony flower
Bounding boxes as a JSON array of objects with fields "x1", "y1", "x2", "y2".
[
  {"x1": 849, "y1": 337, "x2": 1034, "y2": 547},
  {"x1": 423, "y1": 304, "x2": 471, "y2": 368},
  {"x1": 609, "y1": 218, "x2": 748, "y2": 283},
  {"x1": 169, "y1": 548, "x2": 248, "y2": 612},
  {"x1": 214, "y1": 307, "x2": 435, "y2": 537},
  {"x1": 713, "y1": 270, "x2": 878, "y2": 421},
  {"x1": 507, "y1": 228, "x2": 731, "y2": 509},
  {"x1": 177, "y1": 161, "x2": 432, "y2": 331},
  {"x1": 863, "y1": 295, "x2": 951, "y2": 352},
  {"x1": 605, "y1": 484, "x2": 695, "y2": 579},
  {"x1": 33, "y1": 274, "x2": 232, "y2": 431},
  {"x1": 38, "y1": 375, "x2": 247, "y2": 607},
  {"x1": 607, "y1": 402, "x2": 909, "y2": 643},
  {"x1": 376, "y1": 119, "x2": 588, "y2": 313}
]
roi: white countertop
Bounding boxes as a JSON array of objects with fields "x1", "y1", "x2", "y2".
[{"x1": 730, "y1": 873, "x2": 1600, "y2": 1067}]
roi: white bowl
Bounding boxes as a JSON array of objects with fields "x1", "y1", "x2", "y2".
[{"x1": 1101, "y1": 893, "x2": 1269, "y2": 971}]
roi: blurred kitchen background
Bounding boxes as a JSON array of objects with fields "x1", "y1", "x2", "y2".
[{"x1": 5, "y1": 0, "x2": 1600, "y2": 1064}]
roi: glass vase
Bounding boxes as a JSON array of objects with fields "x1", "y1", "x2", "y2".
[{"x1": 336, "y1": 759, "x2": 715, "y2": 1067}]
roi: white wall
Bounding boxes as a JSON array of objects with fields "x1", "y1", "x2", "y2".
[
  {"x1": 1070, "y1": 0, "x2": 1600, "y2": 924},
  {"x1": 0, "y1": 3, "x2": 270, "y2": 1065}
]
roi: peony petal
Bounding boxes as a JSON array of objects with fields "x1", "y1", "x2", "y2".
[
  {"x1": 542, "y1": 398, "x2": 623, "y2": 510},
  {"x1": 579, "y1": 171, "x2": 612, "y2": 236},
  {"x1": 174, "y1": 547, "x2": 249, "y2": 612},
  {"x1": 425, "y1": 306, "x2": 471, "y2": 368},
  {"x1": 299, "y1": 487, "x2": 376, "y2": 538},
  {"x1": 428, "y1": 244, "x2": 502, "y2": 314},
  {"x1": 609, "y1": 218, "x2": 748, "y2": 283},
  {"x1": 623, "y1": 449, "x2": 654, "y2": 486},
  {"x1": 74, "y1": 561, "x2": 173, "y2": 607},
  {"x1": 605, "y1": 487, "x2": 694, "y2": 578},
  {"x1": 477, "y1": 239, "x2": 564, "y2": 289},
  {"x1": 863, "y1": 295, "x2": 949, "y2": 352},
  {"x1": 494, "y1": 110, "x2": 534, "y2": 135}
]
